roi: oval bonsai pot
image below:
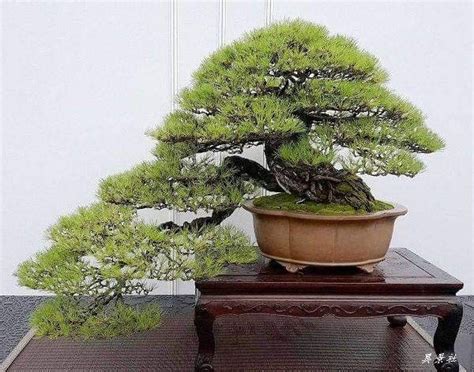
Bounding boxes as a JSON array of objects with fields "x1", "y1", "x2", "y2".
[{"x1": 242, "y1": 200, "x2": 407, "y2": 273}]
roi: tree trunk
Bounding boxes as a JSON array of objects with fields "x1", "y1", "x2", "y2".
[{"x1": 264, "y1": 145, "x2": 375, "y2": 211}]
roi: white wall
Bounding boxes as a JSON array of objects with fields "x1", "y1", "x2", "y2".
[{"x1": 1, "y1": 1, "x2": 472, "y2": 295}]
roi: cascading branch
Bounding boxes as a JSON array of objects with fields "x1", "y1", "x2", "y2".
[{"x1": 17, "y1": 20, "x2": 443, "y2": 337}]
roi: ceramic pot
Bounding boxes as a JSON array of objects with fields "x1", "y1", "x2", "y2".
[{"x1": 242, "y1": 200, "x2": 407, "y2": 273}]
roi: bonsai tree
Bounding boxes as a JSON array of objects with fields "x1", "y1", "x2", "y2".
[{"x1": 17, "y1": 20, "x2": 443, "y2": 337}]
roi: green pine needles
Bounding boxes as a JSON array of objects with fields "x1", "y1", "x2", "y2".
[
  {"x1": 30, "y1": 297, "x2": 163, "y2": 339},
  {"x1": 17, "y1": 203, "x2": 256, "y2": 338},
  {"x1": 17, "y1": 20, "x2": 443, "y2": 338}
]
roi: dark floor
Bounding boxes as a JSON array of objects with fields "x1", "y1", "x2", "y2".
[
  {"x1": 0, "y1": 296, "x2": 47, "y2": 363},
  {"x1": 8, "y1": 311, "x2": 437, "y2": 371},
  {"x1": 0, "y1": 295, "x2": 195, "y2": 364},
  {"x1": 412, "y1": 297, "x2": 474, "y2": 370},
  {"x1": 1, "y1": 295, "x2": 473, "y2": 371}
]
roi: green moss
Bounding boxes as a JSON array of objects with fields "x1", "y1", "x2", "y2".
[
  {"x1": 335, "y1": 182, "x2": 353, "y2": 193},
  {"x1": 253, "y1": 193, "x2": 393, "y2": 215}
]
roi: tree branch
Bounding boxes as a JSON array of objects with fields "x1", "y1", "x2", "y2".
[
  {"x1": 158, "y1": 207, "x2": 236, "y2": 232},
  {"x1": 223, "y1": 155, "x2": 284, "y2": 192},
  {"x1": 161, "y1": 132, "x2": 297, "y2": 154},
  {"x1": 157, "y1": 155, "x2": 284, "y2": 232}
]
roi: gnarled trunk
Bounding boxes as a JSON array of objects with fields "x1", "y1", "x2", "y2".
[{"x1": 264, "y1": 145, "x2": 375, "y2": 211}]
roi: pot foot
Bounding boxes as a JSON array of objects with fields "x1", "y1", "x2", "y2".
[
  {"x1": 357, "y1": 263, "x2": 376, "y2": 273},
  {"x1": 277, "y1": 260, "x2": 307, "y2": 273}
]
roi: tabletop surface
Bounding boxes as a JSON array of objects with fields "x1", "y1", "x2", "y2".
[{"x1": 196, "y1": 248, "x2": 463, "y2": 296}]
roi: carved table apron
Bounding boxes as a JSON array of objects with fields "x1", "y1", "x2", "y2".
[{"x1": 194, "y1": 248, "x2": 463, "y2": 371}]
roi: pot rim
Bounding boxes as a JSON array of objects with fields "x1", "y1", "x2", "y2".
[{"x1": 242, "y1": 199, "x2": 407, "y2": 221}]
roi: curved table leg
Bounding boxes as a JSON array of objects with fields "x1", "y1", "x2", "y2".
[
  {"x1": 194, "y1": 306, "x2": 216, "y2": 372},
  {"x1": 433, "y1": 302, "x2": 463, "y2": 372},
  {"x1": 387, "y1": 316, "x2": 407, "y2": 327}
]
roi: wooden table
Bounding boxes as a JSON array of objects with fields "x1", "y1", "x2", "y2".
[{"x1": 194, "y1": 248, "x2": 463, "y2": 371}]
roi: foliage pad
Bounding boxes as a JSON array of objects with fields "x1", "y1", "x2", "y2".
[{"x1": 31, "y1": 297, "x2": 162, "y2": 339}]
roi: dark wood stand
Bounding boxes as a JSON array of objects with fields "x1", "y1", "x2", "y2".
[{"x1": 194, "y1": 248, "x2": 463, "y2": 371}]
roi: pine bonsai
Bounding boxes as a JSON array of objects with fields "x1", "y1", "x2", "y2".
[{"x1": 17, "y1": 20, "x2": 443, "y2": 337}]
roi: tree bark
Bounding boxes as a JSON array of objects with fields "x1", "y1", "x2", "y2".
[
  {"x1": 264, "y1": 144, "x2": 375, "y2": 211},
  {"x1": 222, "y1": 155, "x2": 284, "y2": 192},
  {"x1": 158, "y1": 208, "x2": 236, "y2": 232}
]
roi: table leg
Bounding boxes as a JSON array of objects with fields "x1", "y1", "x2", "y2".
[
  {"x1": 433, "y1": 302, "x2": 463, "y2": 372},
  {"x1": 194, "y1": 305, "x2": 215, "y2": 372},
  {"x1": 387, "y1": 316, "x2": 407, "y2": 327}
]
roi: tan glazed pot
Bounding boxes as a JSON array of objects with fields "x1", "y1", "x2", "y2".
[{"x1": 242, "y1": 200, "x2": 407, "y2": 273}]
